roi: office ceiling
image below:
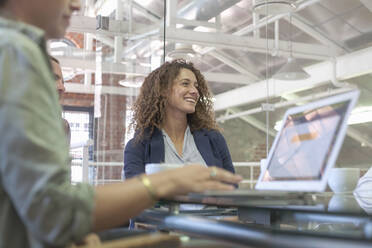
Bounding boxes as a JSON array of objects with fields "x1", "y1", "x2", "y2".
[{"x1": 54, "y1": 0, "x2": 372, "y2": 165}]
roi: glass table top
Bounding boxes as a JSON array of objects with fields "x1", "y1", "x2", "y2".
[{"x1": 167, "y1": 190, "x2": 372, "y2": 217}]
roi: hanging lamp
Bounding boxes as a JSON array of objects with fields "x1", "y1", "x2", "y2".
[
  {"x1": 272, "y1": 13, "x2": 310, "y2": 81},
  {"x1": 273, "y1": 57, "x2": 310, "y2": 80},
  {"x1": 166, "y1": 44, "x2": 198, "y2": 61}
]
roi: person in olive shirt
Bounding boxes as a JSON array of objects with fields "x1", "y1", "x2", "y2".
[{"x1": 0, "y1": 0, "x2": 242, "y2": 247}]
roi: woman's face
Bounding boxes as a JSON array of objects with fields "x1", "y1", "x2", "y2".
[{"x1": 166, "y1": 68, "x2": 200, "y2": 116}]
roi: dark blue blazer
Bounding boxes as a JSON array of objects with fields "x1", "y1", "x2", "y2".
[{"x1": 124, "y1": 127, "x2": 235, "y2": 179}]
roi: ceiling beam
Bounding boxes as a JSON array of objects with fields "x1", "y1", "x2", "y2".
[
  {"x1": 132, "y1": 1, "x2": 161, "y2": 23},
  {"x1": 214, "y1": 46, "x2": 372, "y2": 111},
  {"x1": 360, "y1": 0, "x2": 372, "y2": 13},
  {"x1": 166, "y1": 0, "x2": 177, "y2": 27},
  {"x1": 175, "y1": 18, "x2": 217, "y2": 29},
  {"x1": 64, "y1": 83, "x2": 139, "y2": 96},
  {"x1": 195, "y1": 0, "x2": 325, "y2": 79},
  {"x1": 58, "y1": 57, "x2": 150, "y2": 76},
  {"x1": 67, "y1": 15, "x2": 97, "y2": 34},
  {"x1": 204, "y1": 72, "x2": 258, "y2": 85},
  {"x1": 198, "y1": 0, "x2": 322, "y2": 56},
  {"x1": 121, "y1": 0, "x2": 198, "y2": 49},
  {"x1": 57, "y1": 55, "x2": 253, "y2": 85},
  {"x1": 217, "y1": 88, "x2": 351, "y2": 122},
  {"x1": 67, "y1": 15, "x2": 149, "y2": 37},
  {"x1": 165, "y1": 27, "x2": 331, "y2": 60}
]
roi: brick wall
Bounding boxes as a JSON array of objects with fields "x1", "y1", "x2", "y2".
[
  {"x1": 219, "y1": 117, "x2": 270, "y2": 162},
  {"x1": 66, "y1": 32, "x2": 84, "y2": 48},
  {"x1": 219, "y1": 117, "x2": 272, "y2": 188},
  {"x1": 61, "y1": 32, "x2": 130, "y2": 183},
  {"x1": 62, "y1": 91, "x2": 127, "y2": 181},
  {"x1": 62, "y1": 93, "x2": 94, "y2": 107},
  {"x1": 61, "y1": 71, "x2": 127, "y2": 181},
  {"x1": 95, "y1": 94, "x2": 127, "y2": 161},
  {"x1": 94, "y1": 91, "x2": 127, "y2": 181}
]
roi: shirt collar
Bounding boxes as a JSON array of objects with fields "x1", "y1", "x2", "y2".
[
  {"x1": 162, "y1": 125, "x2": 190, "y2": 138},
  {"x1": 0, "y1": 16, "x2": 46, "y2": 47}
]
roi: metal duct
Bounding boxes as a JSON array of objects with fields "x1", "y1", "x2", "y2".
[{"x1": 195, "y1": 0, "x2": 242, "y2": 21}]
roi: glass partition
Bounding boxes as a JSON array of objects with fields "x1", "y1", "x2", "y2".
[{"x1": 47, "y1": 0, "x2": 372, "y2": 188}]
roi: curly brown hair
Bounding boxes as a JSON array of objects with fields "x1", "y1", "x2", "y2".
[{"x1": 131, "y1": 59, "x2": 219, "y2": 142}]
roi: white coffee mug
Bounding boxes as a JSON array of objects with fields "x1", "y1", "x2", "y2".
[
  {"x1": 260, "y1": 158, "x2": 267, "y2": 172},
  {"x1": 328, "y1": 168, "x2": 360, "y2": 193},
  {"x1": 145, "y1": 163, "x2": 183, "y2": 175},
  {"x1": 328, "y1": 194, "x2": 361, "y2": 212}
]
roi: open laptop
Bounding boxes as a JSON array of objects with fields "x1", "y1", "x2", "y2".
[{"x1": 202, "y1": 90, "x2": 360, "y2": 198}]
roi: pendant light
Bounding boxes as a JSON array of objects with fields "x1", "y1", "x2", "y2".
[
  {"x1": 166, "y1": 44, "x2": 198, "y2": 61},
  {"x1": 273, "y1": 13, "x2": 310, "y2": 81}
]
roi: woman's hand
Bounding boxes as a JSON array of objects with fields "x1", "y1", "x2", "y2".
[
  {"x1": 148, "y1": 165, "x2": 242, "y2": 198},
  {"x1": 92, "y1": 166, "x2": 242, "y2": 231}
]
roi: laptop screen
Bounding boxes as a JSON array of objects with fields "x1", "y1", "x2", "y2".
[{"x1": 262, "y1": 101, "x2": 350, "y2": 182}]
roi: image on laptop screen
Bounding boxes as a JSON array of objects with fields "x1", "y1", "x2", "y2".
[
  {"x1": 262, "y1": 102, "x2": 349, "y2": 182},
  {"x1": 255, "y1": 90, "x2": 359, "y2": 192}
]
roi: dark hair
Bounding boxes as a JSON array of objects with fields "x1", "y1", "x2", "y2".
[
  {"x1": 49, "y1": 55, "x2": 60, "y2": 64},
  {"x1": 131, "y1": 59, "x2": 219, "y2": 142}
]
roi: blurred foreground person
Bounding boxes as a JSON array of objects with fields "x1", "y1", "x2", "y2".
[{"x1": 0, "y1": 0, "x2": 242, "y2": 248}]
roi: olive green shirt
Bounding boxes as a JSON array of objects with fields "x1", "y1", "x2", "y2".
[{"x1": 0, "y1": 17, "x2": 95, "y2": 248}]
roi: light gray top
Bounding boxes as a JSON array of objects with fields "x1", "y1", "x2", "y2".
[
  {"x1": 162, "y1": 126, "x2": 207, "y2": 166},
  {"x1": 0, "y1": 17, "x2": 94, "y2": 248}
]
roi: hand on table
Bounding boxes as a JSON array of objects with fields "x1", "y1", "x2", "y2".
[{"x1": 148, "y1": 165, "x2": 242, "y2": 198}]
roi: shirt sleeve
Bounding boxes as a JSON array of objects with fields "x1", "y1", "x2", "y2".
[{"x1": 0, "y1": 40, "x2": 95, "y2": 246}]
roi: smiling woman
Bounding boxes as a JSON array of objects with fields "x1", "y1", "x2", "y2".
[
  {"x1": 124, "y1": 59, "x2": 236, "y2": 179},
  {"x1": 129, "y1": 59, "x2": 218, "y2": 143}
]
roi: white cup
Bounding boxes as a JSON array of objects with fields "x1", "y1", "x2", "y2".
[
  {"x1": 145, "y1": 163, "x2": 183, "y2": 175},
  {"x1": 328, "y1": 194, "x2": 361, "y2": 212},
  {"x1": 328, "y1": 168, "x2": 360, "y2": 193}
]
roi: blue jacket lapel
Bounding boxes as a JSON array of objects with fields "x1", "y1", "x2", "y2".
[
  {"x1": 193, "y1": 129, "x2": 216, "y2": 166},
  {"x1": 149, "y1": 128, "x2": 164, "y2": 163}
]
